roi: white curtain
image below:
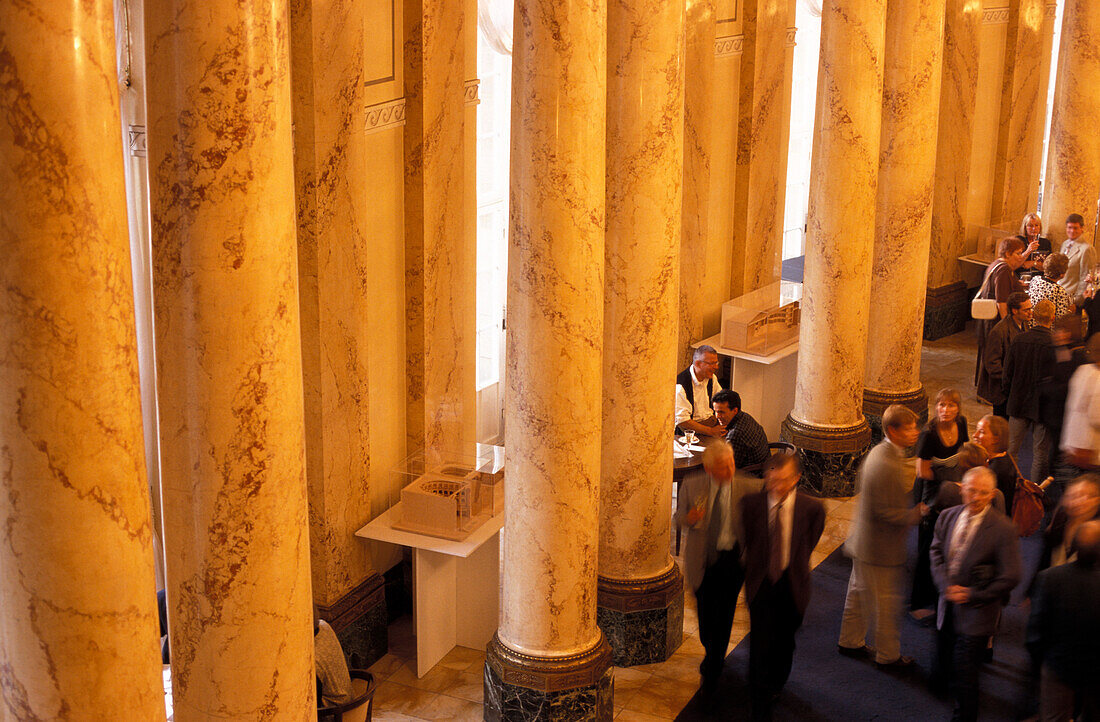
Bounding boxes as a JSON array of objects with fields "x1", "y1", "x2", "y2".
[
  {"x1": 800, "y1": 0, "x2": 823, "y2": 18},
  {"x1": 478, "y1": 0, "x2": 513, "y2": 55}
]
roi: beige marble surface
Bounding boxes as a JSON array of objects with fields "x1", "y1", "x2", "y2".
[
  {"x1": 864, "y1": 0, "x2": 946, "y2": 397},
  {"x1": 145, "y1": 0, "x2": 316, "y2": 718},
  {"x1": 502, "y1": 0, "x2": 607, "y2": 658},
  {"x1": 730, "y1": 0, "x2": 792, "y2": 298},
  {"x1": 991, "y1": 0, "x2": 1052, "y2": 222},
  {"x1": 404, "y1": 0, "x2": 476, "y2": 451},
  {"x1": 928, "y1": 0, "x2": 982, "y2": 288},
  {"x1": 792, "y1": 0, "x2": 887, "y2": 429},
  {"x1": 0, "y1": 3, "x2": 166, "y2": 718},
  {"x1": 601, "y1": 0, "x2": 685, "y2": 580},
  {"x1": 679, "y1": 0, "x2": 718, "y2": 367},
  {"x1": 290, "y1": 0, "x2": 376, "y2": 607},
  {"x1": 1042, "y1": 0, "x2": 1100, "y2": 244}
]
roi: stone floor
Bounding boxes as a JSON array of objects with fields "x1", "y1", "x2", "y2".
[{"x1": 162, "y1": 329, "x2": 982, "y2": 721}]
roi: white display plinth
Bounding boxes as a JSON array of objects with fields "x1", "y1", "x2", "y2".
[
  {"x1": 693, "y1": 333, "x2": 799, "y2": 441},
  {"x1": 356, "y1": 503, "x2": 503, "y2": 677}
]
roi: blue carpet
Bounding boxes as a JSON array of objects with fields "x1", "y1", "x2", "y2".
[{"x1": 676, "y1": 529, "x2": 1045, "y2": 721}]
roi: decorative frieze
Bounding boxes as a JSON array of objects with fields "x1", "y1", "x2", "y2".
[
  {"x1": 364, "y1": 97, "x2": 406, "y2": 135},
  {"x1": 982, "y1": 8, "x2": 1010, "y2": 24},
  {"x1": 1046, "y1": 3, "x2": 1057, "y2": 18},
  {"x1": 128, "y1": 124, "x2": 146, "y2": 157},
  {"x1": 464, "y1": 79, "x2": 480, "y2": 106},
  {"x1": 786, "y1": 26, "x2": 797, "y2": 47},
  {"x1": 715, "y1": 34, "x2": 744, "y2": 57}
]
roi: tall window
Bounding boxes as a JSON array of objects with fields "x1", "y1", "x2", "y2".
[{"x1": 782, "y1": 0, "x2": 823, "y2": 261}]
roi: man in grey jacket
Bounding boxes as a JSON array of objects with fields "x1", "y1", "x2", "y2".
[
  {"x1": 930, "y1": 466, "x2": 1021, "y2": 722},
  {"x1": 838, "y1": 405, "x2": 927, "y2": 668}
]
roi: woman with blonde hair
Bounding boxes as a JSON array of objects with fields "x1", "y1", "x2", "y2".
[{"x1": 1017, "y1": 212, "x2": 1052, "y2": 276}]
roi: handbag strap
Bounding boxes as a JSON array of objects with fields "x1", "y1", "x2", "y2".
[
  {"x1": 976, "y1": 260, "x2": 1006, "y2": 300},
  {"x1": 1007, "y1": 453, "x2": 1042, "y2": 492}
]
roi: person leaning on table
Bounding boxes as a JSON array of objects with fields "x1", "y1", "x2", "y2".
[{"x1": 675, "y1": 345, "x2": 726, "y2": 438}]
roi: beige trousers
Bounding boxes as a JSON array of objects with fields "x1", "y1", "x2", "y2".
[{"x1": 838, "y1": 560, "x2": 904, "y2": 664}]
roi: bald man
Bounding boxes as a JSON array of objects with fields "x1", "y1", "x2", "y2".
[{"x1": 930, "y1": 467, "x2": 1021, "y2": 722}]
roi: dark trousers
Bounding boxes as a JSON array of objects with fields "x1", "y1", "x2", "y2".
[
  {"x1": 936, "y1": 609, "x2": 986, "y2": 722},
  {"x1": 695, "y1": 548, "x2": 744, "y2": 682},
  {"x1": 993, "y1": 401, "x2": 1008, "y2": 420},
  {"x1": 748, "y1": 572, "x2": 802, "y2": 716},
  {"x1": 910, "y1": 516, "x2": 938, "y2": 610}
]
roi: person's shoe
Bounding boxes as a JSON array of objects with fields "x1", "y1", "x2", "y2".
[
  {"x1": 837, "y1": 644, "x2": 873, "y2": 659},
  {"x1": 876, "y1": 655, "x2": 915, "y2": 672}
]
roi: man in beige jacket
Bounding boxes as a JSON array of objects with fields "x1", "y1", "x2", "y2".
[{"x1": 837, "y1": 405, "x2": 927, "y2": 669}]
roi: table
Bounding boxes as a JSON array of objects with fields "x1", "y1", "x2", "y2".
[
  {"x1": 356, "y1": 503, "x2": 503, "y2": 677},
  {"x1": 672, "y1": 436, "x2": 715, "y2": 554},
  {"x1": 691, "y1": 334, "x2": 799, "y2": 441}
]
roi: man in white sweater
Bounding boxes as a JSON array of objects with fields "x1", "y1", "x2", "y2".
[{"x1": 1058, "y1": 213, "x2": 1096, "y2": 308}]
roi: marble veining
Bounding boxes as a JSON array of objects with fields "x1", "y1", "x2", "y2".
[
  {"x1": 484, "y1": 663, "x2": 614, "y2": 722},
  {"x1": 792, "y1": 0, "x2": 887, "y2": 430},
  {"x1": 928, "y1": 0, "x2": 982, "y2": 287},
  {"x1": 144, "y1": 0, "x2": 315, "y2": 718},
  {"x1": 992, "y1": 0, "x2": 1052, "y2": 220},
  {"x1": 1041, "y1": 0, "x2": 1100, "y2": 243},
  {"x1": 864, "y1": 0, "x2": 945, "y2": 397},
  {"x1": 602, "y1": 0, "x2": 684, "y2": 582},
  {"x1": 404, "y1": 0, "x2": 476, "y2": 451},
  {"x1": 731, "y1": 0, "x2": 791, "y2": 297},
  {"x1": 679, "y1": 0, "x2": 717, "y2": 366},
  {"x1": 1, "y1": 2, "x2": 166, "y2": 718},
  {"x1": 503, "y1": 0, "x2": 607, "y2": 658},
  {"x1": 596, "y1": 604, "x2": 683, "y2": 666}
]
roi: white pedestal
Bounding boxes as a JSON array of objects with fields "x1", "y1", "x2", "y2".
[
  {"x1": 356, "y1": 503, "x2": 503, "y2": 677},
  {"x1": 693, "y1": 334, "x2": 799, "y2": 441}
]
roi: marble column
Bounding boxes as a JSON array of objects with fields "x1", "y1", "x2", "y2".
[
  {"x1": 679, "y1": 0, "x2": 718, "y2": 366},
  {"x1": 862, "y1": 0, "x2": 946, "y2": 437},
  {"x1": 483, "y1": 0, "x2": 613, "y2": 717},
  {"x1": 0, "y1": 3, "x2": 166, "y2": 718},
  {"x1": 924, "y1": 0, "x2": 982, "y2": 340},
  {"x1": 1042, "y1": 0, "x2": 1100, "y2": 243},
  {"x1": 144, "y1": 0, "x2": 316, "y2": 718},
  {"x1": 730, "y1": 0, "x2": 794, "y2": 297},
  {"x1": 404, "y1": 0, "x2": 477, "y2": 451},
  {"x1": 991, "y1": 0, "x2": 1055, "y2": 221},
  {"x1": 289, "y1": 0, "x2": 388, "y2": 668},
  {"x1": 596, "y1": 0, "x2": 686, "y2": 667},
  {"x1": 781, "y1": 0, "x2": 886, "y2": 496}
]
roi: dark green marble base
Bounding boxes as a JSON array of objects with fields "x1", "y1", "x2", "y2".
[
  {"x1": 863, "y1": 387, "x2": 929, "y2": 445},
  {"x1": 923, "y1": 281, "x2": 969, "y2": 341},
  {"x1": 484, "y1": 633, "x2": 614, "y2": 722},
  {"x1": 781, "y1": 415, "x2": 872, "y2": 497},
  {"x1": 596, "y1": 566, "x2": 683, "y2": 666},
  {"x1": 318, "y1": 573, "x2": 388, "y2": 669}
]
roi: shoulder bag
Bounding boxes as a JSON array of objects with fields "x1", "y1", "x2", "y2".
[
  {"x1": 1007, "y1": 454, "x2": 1045, "y2": 537},
  {"x1": 971, "y1": 260, "x2": 1005, "y2": 320}
]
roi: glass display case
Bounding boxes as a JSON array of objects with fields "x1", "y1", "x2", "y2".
[
  {"x1": 719, "y1": 281, "x2": 802, "y2": 355},
  {"x1": 973, "y1": 221, "x2": 1018, "y2": 263},
  {"x1": 389, "y1": 444, "x2": 505, "y2": 540}
]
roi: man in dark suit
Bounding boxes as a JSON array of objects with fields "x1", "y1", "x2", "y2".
[
  {"x1": 1027, "y1": 520, "x2": 1100, "y2": 721},
  {"x1": 740, "y1": 452, "x2": 825, "y2": 720},
  {"x1": 674, "y1": 441, "x2": 760, "y2": 695},
  {"x1": 930, "y1": 466, "x2": 1021, "y2": 722}
]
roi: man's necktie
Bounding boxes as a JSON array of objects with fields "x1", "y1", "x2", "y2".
[
  {"x1": 706, "y1": 486, "x2": 726, "y2": 566},
  {"x1": 768, "y1": 500, "x2": 783, "y2": 582},
  {"x1": 948, "y1": 513, "x2": 976, "y2": 578}
]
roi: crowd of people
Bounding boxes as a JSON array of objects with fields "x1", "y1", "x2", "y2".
[{"x1": 673, "y1": 212, "x2": 1100, "y2": 721}]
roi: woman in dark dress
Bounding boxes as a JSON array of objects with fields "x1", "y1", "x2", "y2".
[
  {"x1": 910, "y1": 389, "x2": 970, "y2": 615},
  {"x1": 1016, "y1": 212, "x2": 1052, "y2": 278},
  {"x1": 974, "y1": 414, "x2": 1017, "y2": 513}
]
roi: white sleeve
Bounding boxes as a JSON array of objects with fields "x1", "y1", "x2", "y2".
[{"x1": 675, "y1": 385, "x2": 692, "y2": 425}]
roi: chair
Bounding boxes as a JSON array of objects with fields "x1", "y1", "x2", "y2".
[
  {"x1": 317, "y1": 670, "x2": 376, "y2": 722},
  {"x1": 739, "y1": 441, "x2": 797, "y2": 477}
]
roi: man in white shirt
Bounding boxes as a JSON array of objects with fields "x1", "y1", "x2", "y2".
[
  {"x1": 1062, "y1": 333, "x2": 1100, "y2": 471},
  {"x1": 675, "y1": 345, "x2": 725, "y2": 437},
  {"x1": 674, "y1": 442, "x2": 759, "y2": 695},
  {"x1": 1058, "y1": 213, "x2": 1096, "y2": 307}
]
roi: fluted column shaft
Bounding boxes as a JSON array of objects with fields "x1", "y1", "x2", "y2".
[
  {"x1": 731, "y1": 0, "x2": 794, "y2": 296},
  {"x1": 928, "y1": 0, "x2": 982, "y2": 289},
  {"x1": 404, "y1": 0, "x2": 476, "y2": 450},
  {"x1": 0, "y1": 4, "x2": 166, "y2": 719},
  {"x1": 784, "y1": 0, "x2": 886, "y2": 494},
  {"x1": 597, "y1": 0, "x2": 686, "y2": 667},
  {"x1": 992, "y1": 0, "x2": 1055, "y2": 221},
  {"x1": 488, "y1": 2, "x2": 613, "y2": 715},
  {"x1": 863, "y1": 0, "x2": 946, "y2": 429},
  {"x1": 145, "y1": 0, "x2": 316, "y2": 718},
  {"x1": 1043, "y1": 0, "x2": 1100, "y2": 243},
  {"x1": 678, "y1": 0, "x2": 717, "y2": 365}
]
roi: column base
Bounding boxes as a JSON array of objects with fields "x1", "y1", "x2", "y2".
[
  {"x1": 862, "y1": 386, "x2": 929, "y2": 443},
  {"x1": 484, "y1": 633, "x2": 614, "y2": 722},
  {"x1": 596, "y1": 564, "x2": 684, "y2": 666},
  {"x1": 316, "y1": 573, "x2": 388, "y2": 669},
  {"x1": 780, "y1": 415, "x2": 872, "y2": 497},
  {"x1": 923, "y1": 281, "x2": 969, "y2": 340}
]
